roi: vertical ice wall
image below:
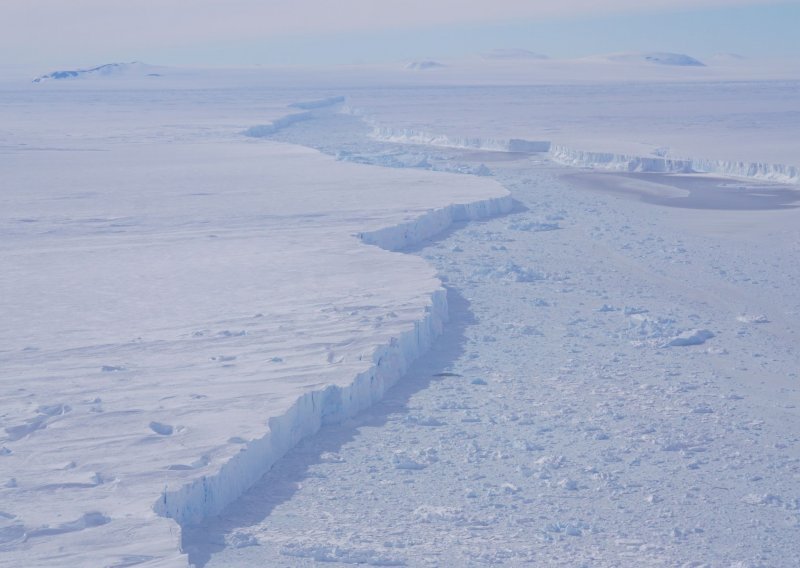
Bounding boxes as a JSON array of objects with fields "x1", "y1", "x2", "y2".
[
  {"x1": 550, "y1": 144, "x2": 800, "y2": 183},
  {"x1": 153, "y1": 194, "x2": 513, "y2": 535},
  {"x1": 358, "y1": 108, "x2": 799, "y2": 184}
]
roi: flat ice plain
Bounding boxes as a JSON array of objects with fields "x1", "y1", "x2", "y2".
[{"x1": 1, "y1": 56, "x2": 799, "y2": 566}]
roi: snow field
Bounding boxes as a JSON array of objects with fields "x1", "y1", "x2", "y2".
[{"x1": 0, "y1": 91, "x2": 510, "y2": 566}]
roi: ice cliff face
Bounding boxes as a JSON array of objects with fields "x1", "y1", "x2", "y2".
[
  {"x1": 154, "y1": 194, "x2": 513, "y2": 528},
  {"x1": 550, "y1": 144, "x2": 800, "y2": 184},
  {"x1": 370, "y1": 123, "x2": 798, "y2": 185},
  {"x1": 550, "y1": 145, "x2": 695, "y2": 174},
  {"x1": 372, "y1": 127, "x2": 550, "y2": 153},
  {"x1": 688, "y1": 158, "x2": 799, "y2": 184}
]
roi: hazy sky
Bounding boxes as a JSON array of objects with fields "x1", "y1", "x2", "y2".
[{"x1": 3, "y1": 0, "x2": 799, "y2": 66}]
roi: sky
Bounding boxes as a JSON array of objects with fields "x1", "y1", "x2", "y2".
[{"x1": 3, "y1": 0, "x2": 799, "y2": 67}]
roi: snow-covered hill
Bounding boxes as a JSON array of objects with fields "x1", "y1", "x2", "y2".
[
  {"x1": 596, "y1": 51, "x2": 706, "y2": 66},
  {"x1": 32, "y1": 62, "x2": 162, "y2": 83},
  {"x1": 405, "y1": 60, "x2": 446, "y2": 71}
]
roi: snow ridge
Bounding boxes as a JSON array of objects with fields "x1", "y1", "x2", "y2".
[
  {"x1": 242, "y1": 112, "x2": 315, "y2": 137},
  {"x1": 153, "y1": 194, "x2": 513, "y2": 534},
  {"x1": 289, "y1": 96, "x2": 347, "y2": 110},
  {"x1": 244, "y1": 97, "x2": 346, "y2": 137}
]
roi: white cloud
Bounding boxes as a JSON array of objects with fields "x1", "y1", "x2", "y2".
[{"x1": 0, "y1": 0, "x2": 784, "y2": 60}]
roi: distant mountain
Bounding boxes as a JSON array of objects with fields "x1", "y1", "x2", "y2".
[
  {"x1": 482, "y1": 49, "x2": 548, "y2": 60},
  {"x1": 405, "y1": 60, "x2": 446, "y2": 71},
  {"x1": 32, "y1": 62, "x2": 161, "y2": 83},
  {"x1": 598, "y1": 52, "x2": 706, "y2": 67}
]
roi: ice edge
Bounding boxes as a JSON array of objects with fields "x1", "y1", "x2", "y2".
[
  {"x1": 367, "y1": 122, "x2": 799, "y2": 185},
  {"x1": 152, "y1": 192, "x2": 513, "y2": 563},
  {"x1": 550, "y1": 144, "x2": 800, "y2": 185}
]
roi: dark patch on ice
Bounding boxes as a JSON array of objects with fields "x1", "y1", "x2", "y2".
[
  {"x1": 107, "y1": 556, "x2": 158, "y2": 568},
  {"x1": 565, "y1": 171, "x2": 800, "y2": 210},
  {"x1": 149, "y1": 421, "x2": 174, "y2": 436}
]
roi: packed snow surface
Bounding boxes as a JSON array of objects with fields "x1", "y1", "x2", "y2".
[{"x1": 2, "y1": 58, "x2": 800, "y2": 566}]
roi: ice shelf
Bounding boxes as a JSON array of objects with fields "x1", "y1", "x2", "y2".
[{"x1": 0, "y1": 103, "x2": 510, "y2": 565}]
